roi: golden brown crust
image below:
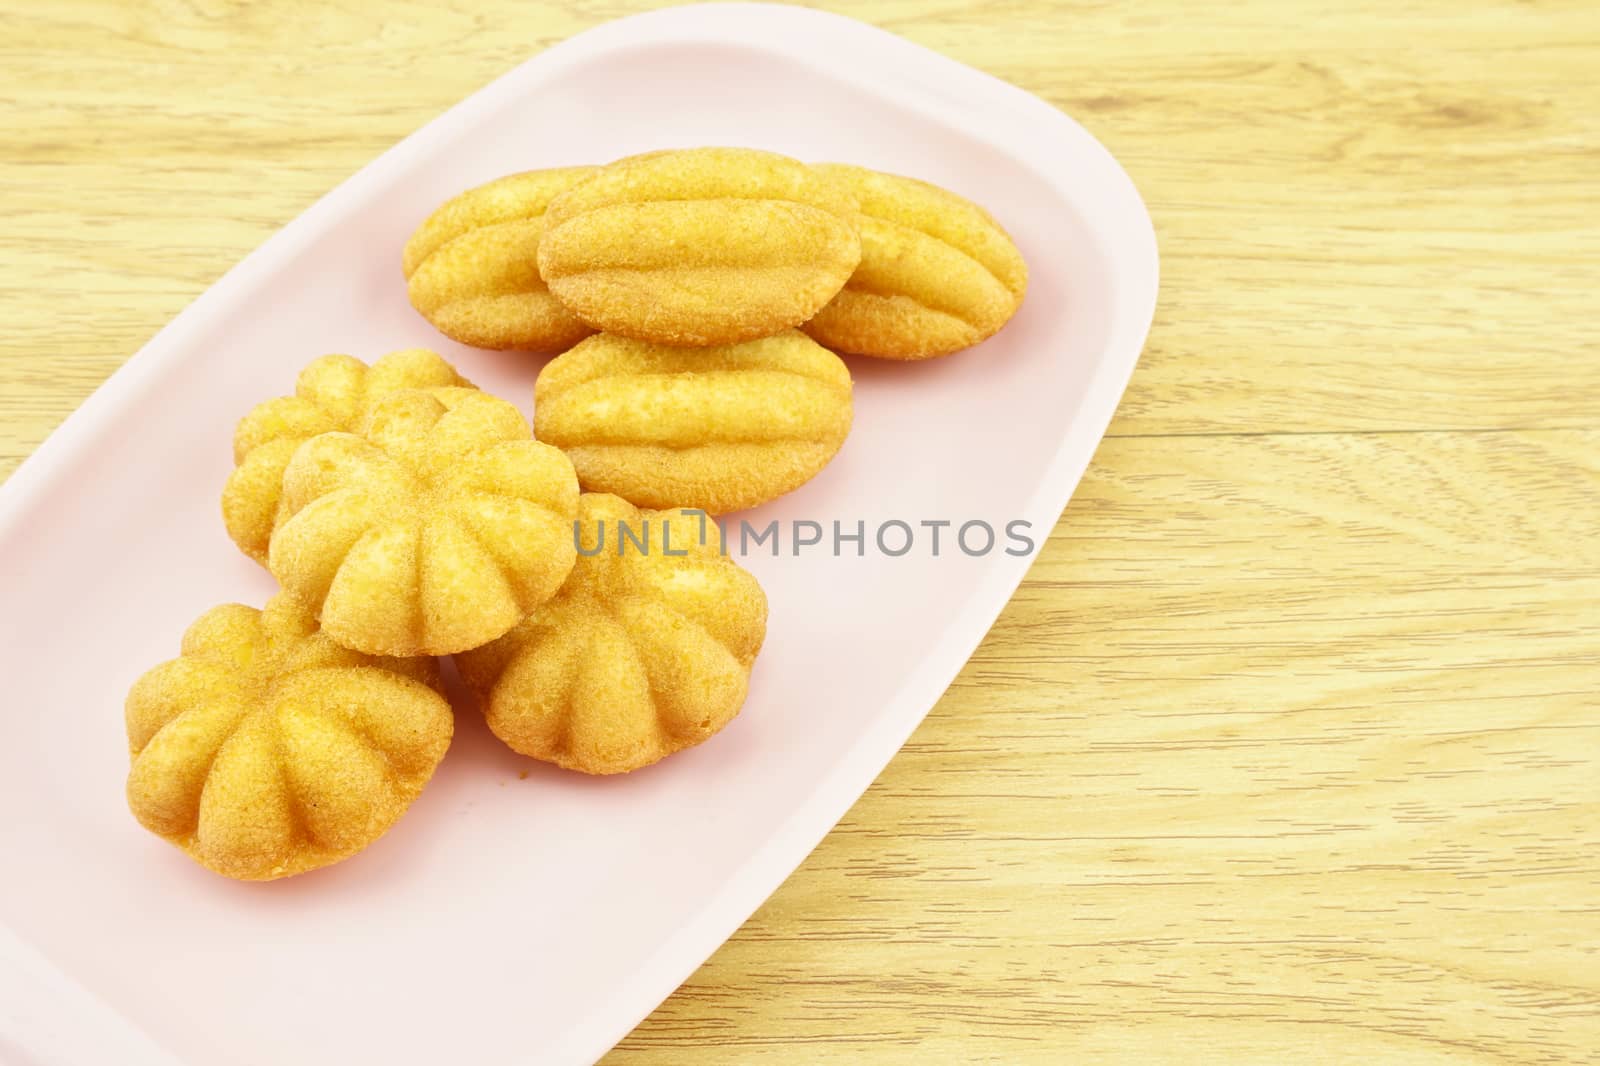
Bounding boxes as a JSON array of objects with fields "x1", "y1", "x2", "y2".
[
  {"x1": 221, "y1": 350, "x2": 472, "y2": 565},
  {"x1": 801, "y1": 164, "x2": 1028, "y2": 360},
  {"x1": 404, "y1": 168, "x2": 598, "y2": 351},
  {"x1": 267, "y1": 387, "x2": 579, "y2": 656},
  {"x1": 124, "y1": 593, "x2": 452, "y2": 881},
  {"x1": 537, "y1": 148, "x2": 861, "y2": 346},
  {"x1": 534, "y1": 329, "x2": 853, "y2": 513},
  {"x1": 456, "y1": 494, "x2": 767, "y2": 774}
]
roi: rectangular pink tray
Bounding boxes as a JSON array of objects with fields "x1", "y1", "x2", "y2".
[{"x1": 0, "y1": 6, "x2": 1157, "y2": 1063}]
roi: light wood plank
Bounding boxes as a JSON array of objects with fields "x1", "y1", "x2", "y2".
[{"x1": 615, "y1": 429, "x2": 1600, "y2": 1062}]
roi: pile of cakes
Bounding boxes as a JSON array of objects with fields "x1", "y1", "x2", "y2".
[{"x1": 125, "y1": 147, "x2": 1027, "y2": 880}]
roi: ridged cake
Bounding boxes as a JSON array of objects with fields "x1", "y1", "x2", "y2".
[
  {"x1": 125, "y1": 593, "x2": 452, "y2": 880},
  {"x1": 457, "y1": 494, "x2": 767, "y2": 774}
]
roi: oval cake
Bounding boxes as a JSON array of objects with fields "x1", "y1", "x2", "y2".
[
  {"x1": 537, "y1": 147, "x2": 861, "y2": 346},
  {"x1": 534, "y1": 329, "x2": 853, "y2": 513},
  {"x1": 802, "y1": 163, "x2": 1027, "y2": 359},
  {"x1": 404, "y1": 167, "x2": 600, "y2": 351}
]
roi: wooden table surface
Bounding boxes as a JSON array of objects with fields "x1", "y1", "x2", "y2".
[{"x1": 4, "y1": 1, "x2": 1597, "y2": 1061}]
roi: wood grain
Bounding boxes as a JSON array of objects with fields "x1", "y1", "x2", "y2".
[{"x1": 2, "y1": 1, "x2": 1597, "y2": 1061}]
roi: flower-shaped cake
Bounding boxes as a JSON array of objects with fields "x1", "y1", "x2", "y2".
[
  {"x1": 125, "y1": 593, "x2": 452, "y2": 881},
  {"x1": 222, "y1": 349, "x2": 472, "y2": 564},
  {"x1": 269, "y1": 387, "x2": 579, "y2": 656},
  {"x1": 457, "y1": 494, "x2": 767, "y2": 774}
]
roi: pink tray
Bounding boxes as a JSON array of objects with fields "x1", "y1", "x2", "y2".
[{"x1": 0, "y1": 5, "x2": 1157, "y2": 1063}]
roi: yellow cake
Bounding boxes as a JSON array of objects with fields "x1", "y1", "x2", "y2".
[
  {"x1": 538, "y1": 148, "x2": 861, "y2": 346},
  {"x1": 404, "y1": 167, "x2": 599, "y2": 351},
  {"x1": 222, "y1": 349, "x2": 472, "y2": 565},
  {"x1": 457, "y1": 494, "x2": 767, "y2": 774},
  {"x1": 268, "y1": 387, "x2": 579, "y2": 656},
  {"x1": 534, "y1": 329, "x2": 852, "y2": 513},
  {"x1": 802, "y1": 164, "x2": 1027, "y2": 359},
  {"x1": 125, "y1": 593, "x2": 452, "y2": 881}
]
